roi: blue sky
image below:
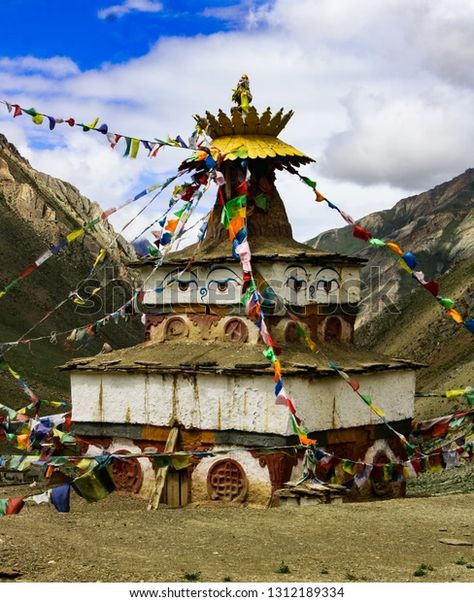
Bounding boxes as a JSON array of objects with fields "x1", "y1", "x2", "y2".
[
  {"x1": 1, "y1": 1, "x2": 270, "y2": 69},
  {"x1": 0, "y1": 0, "x2": 473, "y2": 242}
]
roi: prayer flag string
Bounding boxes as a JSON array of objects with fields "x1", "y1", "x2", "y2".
[
  {"x1": 1, "y1": 100, "x2": 208, "y2": 161},
  {"x1": 218, "y1": 170, "x2": 315, "y2": 446},
  {"x1": 298, "y1": 175, "x2": 474, "y2": 335}
]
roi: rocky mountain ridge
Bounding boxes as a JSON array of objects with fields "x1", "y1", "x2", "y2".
[
  {"x1": 308, "y1": 168, "x2": 474, "y2": 325},
  {"x1": 308, "y1": 169, "x2": 474, "y2": 399},
  {"x1": 0, "y1": 133, "x2": 143, "y2": 404}
]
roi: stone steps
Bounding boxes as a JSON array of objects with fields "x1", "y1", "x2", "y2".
[{"x1": 274, "y1": 480, "x2": 348, "y2": 507}]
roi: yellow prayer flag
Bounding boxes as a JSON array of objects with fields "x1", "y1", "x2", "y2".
[
  {"x1": 130, "y1": 138, "x2": 140, "y2": 159},
  {"x1": 398, "y1": 258, "x2": 413, "y2": 274},
  {"x1": 93, "y1": 248, "x2": 107, "y2": 268},
  {"x1": 87, "y1": 117, "x2": 99, "y2": 129},
  {"x1": 371, "y1": 404, "x2": 385, "y2": 418},
  {"x1": 76, "y1": 458, "x2": 94, "y2": 471},
  {"x1": 305, "y1": 336, "x2": 317, "y2": 352},
  {"x1": 7, "y1": 365, "x2": 20, "y2": 380},
  {"x1": 445, "y1": 389, "x2": 467, "y2": 398},
  {"x1": 66, "y1": 228, "x2": 85, "y2": 243}
]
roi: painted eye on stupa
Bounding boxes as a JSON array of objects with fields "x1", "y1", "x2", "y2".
[
  {"x1": 208, "y1": 278, "x2": 239, "y2": 292},
  {"x1": 156, "y1": 269, "x2": 199, "y2": 294},
  {"x1": 283, "y1": 265, "x2": 309, "y2": 296},
  {"x1": 285, "y1": 276, "x2": 307, "y2": 292},
  {"x1": 207, "y1": 266, "x2": 241, "y2": 295},
  {"x1": 177, "y1": 279, "x2": 198, "y2": 292},
  {"x1": 309, "y1": 268, "x2": 340, "y2": 298},
  {"x1": 316, "y1": 279, "x2": 339, "y2": 293}
]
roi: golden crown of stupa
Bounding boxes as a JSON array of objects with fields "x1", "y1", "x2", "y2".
[{"x1": 195, "y1": 76, "x2": 315, "y2": 167}]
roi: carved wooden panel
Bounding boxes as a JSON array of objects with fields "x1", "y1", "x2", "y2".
[
  {"x1": 224, "y1": 318, "x2": 249, "y2": 343},
  {"x1": 111, "y1": 450, "x2": 143, "y2": 493},
  {"x1": 207, "y1": 459, "x2": 248, "y2": 502},
  {"x1": 164, "y1": 316, "x2": 188, "y2": 340}
]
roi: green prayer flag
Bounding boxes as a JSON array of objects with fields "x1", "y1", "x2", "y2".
[
  {"x1": 296, "y1": 323, "x2": 306, "y2": 338},
  {"x1": 241, "y1": 289, "x2": 252, "y2": 306},
  {"x1": 290, "y1": 413, "x2": 299, "y2": 435},
  {"x1": 174, "y1": 205, "x2": 189, "y2": 218},
  {"x1": 85, "y1": 217, "x2": 101, "y2": 229},
  {"x1": 254, "y1": 193, "x2": 268, "y2": 211},
  {"x1": 301, "y1": 176, "x2": 317, "y2": 189},
  {"x1": 123, "y1": 137, "x2": 132, "y2": 157},
  {"x1": 438, "y1": 297, "x2": 454, "y2": 309},
  {"x1": 221, "y1": 195, "x2": 247, "y2": 229},
  {"x1": 263, "y1": 346, "x2": 276, "y2": 364},
  {"x1": 5, "y1": 278, "x2": 21, "y2": 292},
  {"x1": 369, "y1": 238, "x2": 386, "y2": 247},
  {"x1": 0, "y1": 499, "x2": 8, "y2": 516},
  {"x1": 360, "y1": 394, "x2": 372, "y2": 406}
]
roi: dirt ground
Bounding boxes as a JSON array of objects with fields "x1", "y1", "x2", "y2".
[{"x1": 0, "y1": 486, "x2": 473, "y2": 583}]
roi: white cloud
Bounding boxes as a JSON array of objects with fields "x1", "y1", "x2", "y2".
[
  {"x1": 414, "y1": 2, "x2": 474, "y2": 89},
  {"x1": 0, "y1": 56, "x2": 79, "y2": 78},
  {"x1": 98, "y1": 0, "x2": 163, "y2": 20},
  {"x1": 201, "y1": 1, "x2": 272, "y2": 29},
  {"x1": 321, "y1": 89, "x2": 474, "y2": 190},
  {"x1": 1, "y1": 0, "x2": 473, "y2": 243}
]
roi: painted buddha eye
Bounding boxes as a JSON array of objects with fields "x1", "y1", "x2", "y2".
[
  {"x1": 208, "y1": 278, "x2": 239, "y2": 292},
  {"x1": 177, "y1": 280, "x2": 198, "y2": 292},
  {"x1": 286, "y1": 276, "x2": 307, "y2": 292},
  {"x1": 156, "y1": 269, "x2": 199, "y2": 294},
  {"x1": 311, "y1": 268, "x2": 341, "y2": 297},
  {"x1": 316, "y1": 279, "x2": 339, "y2": 293},
  {"x1": 207, "y1": 265, "x2": 241, "y2": 295}
]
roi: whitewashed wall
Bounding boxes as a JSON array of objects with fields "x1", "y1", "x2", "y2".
[{"x1": 71, "y1": 368, "x2": 414, "y2": 435}]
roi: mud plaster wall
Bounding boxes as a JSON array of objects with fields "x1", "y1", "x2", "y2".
[
  {"x1": 71, "y1": 369, "x2": 415, "y2": 435},
  {"x1": 95, "y1": 440, "x2": 303, "y2": 505}
]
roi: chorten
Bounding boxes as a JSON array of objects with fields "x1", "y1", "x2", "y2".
[{"x1": 64, "y1": 78, "x2": 419, "y2": 505}]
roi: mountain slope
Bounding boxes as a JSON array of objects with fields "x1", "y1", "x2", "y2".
[
  {"x1": 308, "y1": 169, "x2": 474, "y2": 325},
  {"x1": 307, "y1": 170, "x2": 474, "y2": 412},
  {"x1": 0, "y1": 134, "x2": 143, "y2": 406}
]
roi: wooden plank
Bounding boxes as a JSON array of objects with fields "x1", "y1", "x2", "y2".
[
  {"x1": 179, "y1": 470, "x2": 189, "y2": 506},
  {"x1": 147, "y1": 427, "x2": 179, "y2": 511},
  {"x1": 167, "y1": 471, "x2": 181, "y2": 508}
]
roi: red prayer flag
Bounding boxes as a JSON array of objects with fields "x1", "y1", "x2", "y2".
[
  {"x1": 423, "y1": 280, "x2": 439, "y2": 296},
  {"x1": 353, "y1": 225, "x2": 373, "y2": 241},
  {"x1": 19, "y1": 264, "x2": 36, "y2": 280},
  {"x1": 6, "y1": 496, "x2": 25, "y2": 515},
  {"x1": 236, "y1": 181, "x2": 248, "y2": 196}
]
